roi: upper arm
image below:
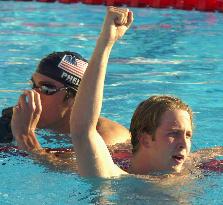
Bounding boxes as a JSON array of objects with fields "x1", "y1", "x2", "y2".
[
  {"x1": 72, "y1": 129, "x2": 127, "y2": 178},
  {"x1": 192, "y1": 146, "x2": 223, "y2": 160}
]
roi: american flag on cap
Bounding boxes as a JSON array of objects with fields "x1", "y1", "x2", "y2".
[{"x1": 58, "y1": 54, "x2": 88, "y2": 79}]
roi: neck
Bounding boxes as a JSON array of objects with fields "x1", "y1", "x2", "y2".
[
  {"x1": 129, "y1": 151, "x2": 182, "y2": 176},
  {"x1": 129, "y1": 150, "x2": 169, "y2": 175},
  {"x1": 129, "y1": 152, "x2": 152, "y2": 175}
]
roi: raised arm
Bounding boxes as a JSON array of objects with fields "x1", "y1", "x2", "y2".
[{"x1": 70, "y1": 7, "x2": 133, "y2": 177}]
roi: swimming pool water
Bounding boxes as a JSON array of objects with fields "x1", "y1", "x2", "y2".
[{"x1": 0, "y1": 1, "x2": 223, "y2": 204}]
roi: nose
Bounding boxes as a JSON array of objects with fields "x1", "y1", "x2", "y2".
[{"x1": 177, "y1": 133, "x2": 188, "y2": 150}]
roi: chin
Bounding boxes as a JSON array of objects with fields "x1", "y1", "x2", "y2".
[{"x1": 171, "y1": 164, "x2": 183, "y2": 173}]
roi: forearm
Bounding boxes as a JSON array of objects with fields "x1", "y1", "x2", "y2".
[{"x1": 71, "y1": 37, "x2": 114, "y2": 136}]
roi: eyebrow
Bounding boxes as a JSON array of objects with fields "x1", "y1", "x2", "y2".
[
  {"x1": 31, "y1": 78, "x2": 57, "y2": 87},
  {"x1": 38, "y1": 81, "x2": 56, "y2": 86},
  {"x1": 166, "y1": 128, "x2": 192, "y2": 132}
]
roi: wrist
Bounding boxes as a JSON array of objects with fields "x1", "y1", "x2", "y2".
[{"x1": 97, "y1": 34, "x2": 115, "y2": 48}]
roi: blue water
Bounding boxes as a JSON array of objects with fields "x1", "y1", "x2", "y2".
[{"x1": 0, "y1": 1, "x2": 223, "y2": 204}]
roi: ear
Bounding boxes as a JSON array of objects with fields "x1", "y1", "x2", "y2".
[{"x1": 138, "y1": 132, "x2": 152, "y2": 149}]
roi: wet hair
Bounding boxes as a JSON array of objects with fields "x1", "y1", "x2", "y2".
[
  {"x1": 130, "y1": 95, "x2": 193, "y2": 154},
  {"x1": 36, "y1": 51, "x2": 88, "y2": 100}
]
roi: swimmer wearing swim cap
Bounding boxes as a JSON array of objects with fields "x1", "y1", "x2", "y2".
[{"x1": 0, "y1": 51, "x2": 130, "y2": 152}]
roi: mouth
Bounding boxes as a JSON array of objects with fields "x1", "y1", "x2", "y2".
[{"x1": 172, "y1": 154, "x2": 185, "y2": 164}]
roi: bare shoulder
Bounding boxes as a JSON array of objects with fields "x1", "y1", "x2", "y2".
[
  {"x1": 191, "y1": 146, "x2": 223, "y2": 161},
  {"x1": 97, "y1": 117, "x2": 130, "y2": 145}
]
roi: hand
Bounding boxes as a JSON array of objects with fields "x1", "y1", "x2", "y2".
[
  {"x1": 11, "y1": 90, "x2": 42, "y2": 152},
  {"x1": 100, "y1": 7, "x2": 134, "y2": 45}
]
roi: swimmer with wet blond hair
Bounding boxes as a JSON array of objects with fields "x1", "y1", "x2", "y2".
[{"x1": 70, "y1": 7, "x2": 195, "y2": 177}]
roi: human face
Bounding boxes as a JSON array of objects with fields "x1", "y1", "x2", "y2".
[
  {"x1": 31, "y1": 72, "x2": 71, "y2": 130},
  {"x1": 146, "y1": 109, "x2": 192, "y2": 173}
]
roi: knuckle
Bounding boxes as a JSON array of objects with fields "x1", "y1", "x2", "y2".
[
  {"x1": 24, "y1": 90, "x2": 31, "y2": 95},
  {"x1": 30, "y1": 104, "x2": 36, "y2": 112},
  {"x1": 32, "y1": 89, "x2": 39, "y2": 95},
  {"x1": 35, "y1": 105, "x2": 42, "y2": 114}
]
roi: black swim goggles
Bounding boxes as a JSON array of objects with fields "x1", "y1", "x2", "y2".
[{"x1": 30, "y1": 78, "x2": 76, "y2": 95}]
